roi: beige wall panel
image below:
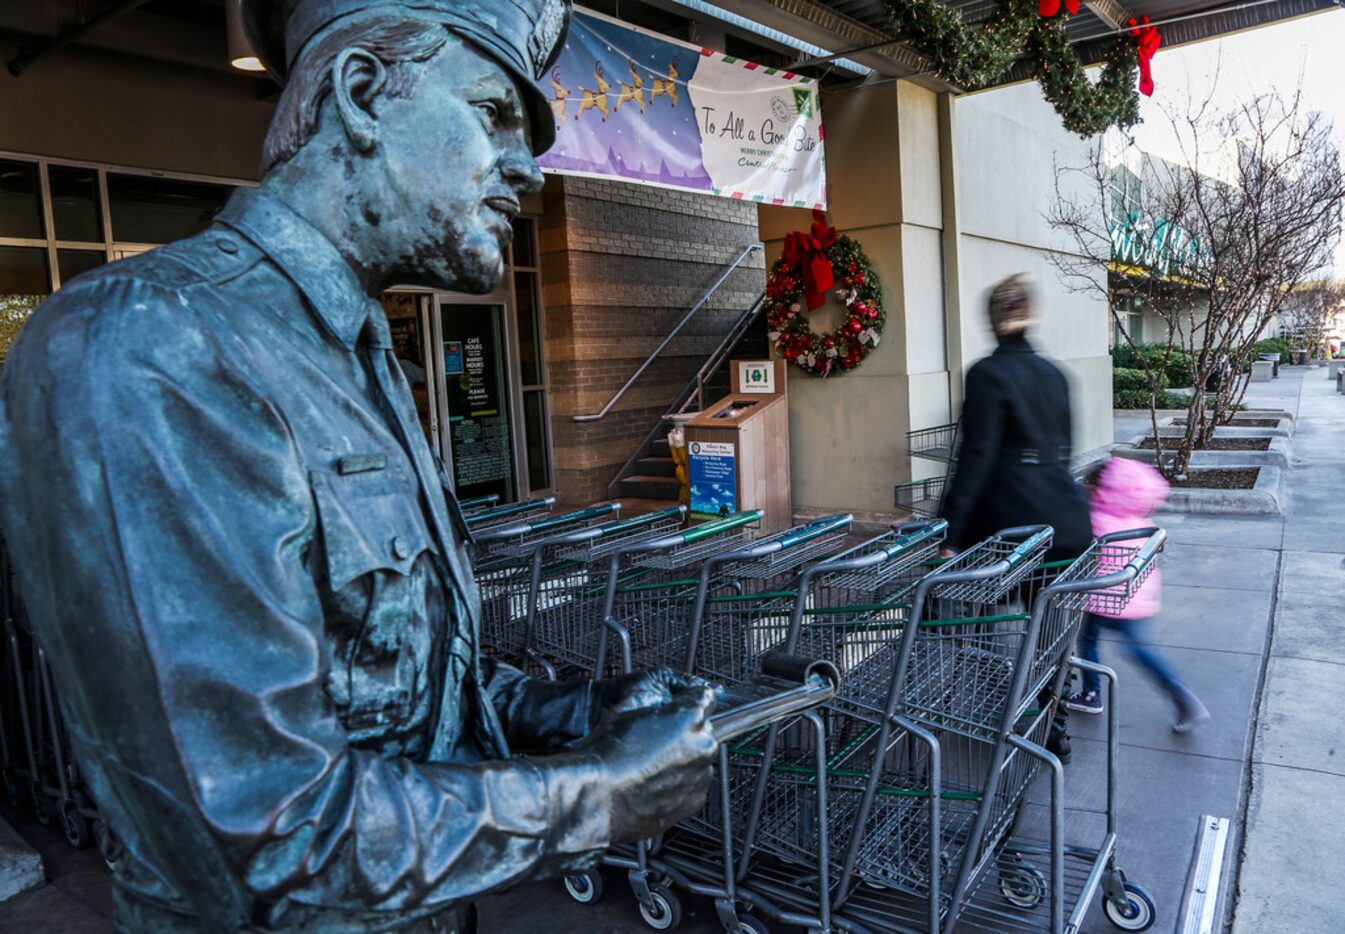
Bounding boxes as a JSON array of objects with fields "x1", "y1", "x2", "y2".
[
  {"x1": 900, "y1": 225, "x2": 947, "y2": 374},
  {"x1": 0, "y1": 53, "x2": 271, "y2": 179},
  {"x1": 897, "y1": 82, "x2": 943, "y2": 230},
  {"x1": 1057, "y1": 355, "x2": 1115, "y2": 455},
  {"x1": 819, "y1": 84, "x2": 903, "y2": 230},
  {"x1": 789, "y1": 372, "x2": 910, "y2": 513}
]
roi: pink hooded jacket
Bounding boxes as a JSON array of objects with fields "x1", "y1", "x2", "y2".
[{"x1": 1089, "y1": 458, "x2": 1169, "y2": 619}]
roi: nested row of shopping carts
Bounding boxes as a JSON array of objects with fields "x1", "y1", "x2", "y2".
[
  {"x1": 0, "y1": 534, "x2": 113, "y2": 864},
  {"x1": 465, "y1": 495, "x2": 1165, "y2": 934}
]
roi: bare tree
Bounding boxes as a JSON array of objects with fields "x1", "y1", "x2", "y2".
[
  {"x1": 1279, "y1": 280, "x2": 1345, "y2": 359},
  {"x1": 0, "y1": 294, "x2": 43, "y2": 370},
  {"x1": 1049, "y1": 85, "x2": 1344, "y2": 478}
]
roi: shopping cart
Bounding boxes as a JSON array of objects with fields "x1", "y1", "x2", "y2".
[
  {"x1": 470, "y1": 502, "x2": 620, "y2": 571},
  {"x1": 828, "y1": 527, "x2": 1166, "y2": 934},
  {"x1": 519, "y1": 510, "x2": 765, "y2": 681},
  {"x1": 0, "y1": 536, "x2": 103, "y2": 856},
  {"x1": 477, "y1": 506, "x2": 686, "y2": 674},
  {"x1": 457, "y1": 493, "x2": 501, "y2": 514}
]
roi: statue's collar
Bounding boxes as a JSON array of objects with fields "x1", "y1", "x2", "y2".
[{"x1": 218, "y1": 187, "x2": 377, "y2": 352}]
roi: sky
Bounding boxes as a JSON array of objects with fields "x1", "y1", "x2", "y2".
[{"x1": 1124, "y1": 7, "x2": 1345, "y2": 272}]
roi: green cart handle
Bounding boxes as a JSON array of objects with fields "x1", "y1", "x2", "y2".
[
  {"x1": 458, "y1": 494, "x2": 500, "y2": 510},
  {"x1": 524, "y1": 502, "x2": 621, "y2": 533},
  {"x1": 680, "y1": 510, "x2": 764, "y2": 544},
  {"x1": 876, "y1": 519, "x2": 948, "y2": 560},
  {"x1": 773, "y1": 514, "x2": 852, "y2": 550},
  {"x1": 994, "y1": 525, "x2": 1054, "y2": 570},
  {"x1": 464, "y1": 496, "x2": 556, "y2": 525},
  {"x1": 593, "y1": 505, "x2": 686, "y2": 536}
]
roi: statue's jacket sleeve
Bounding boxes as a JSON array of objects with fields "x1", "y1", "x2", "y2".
[{"x1": 0, "y1": 227, "x2": 610, "y2": 929}]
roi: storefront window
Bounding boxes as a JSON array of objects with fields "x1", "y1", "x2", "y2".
[
  {"x1": 0, "y1": 160, "x2": 44, "y2": 240},
  {"x1": 515, "y1": 270, "x2": 542, "y2": 387},
  {"x1": 107, "y1": 174, "x2": 233, "y2": 244},
  {"x1": 57, "y1": 249, "x2": 106, "y2": 286},
  {"x1": 523, "y1": 390, "x2": 551, "y2": 491},
  {"x1": 48, "y1": 166, "x2": 103, "y2": 243},
  {"x1": 0, "y1": 246, "x2": 49, "y2": 367}
]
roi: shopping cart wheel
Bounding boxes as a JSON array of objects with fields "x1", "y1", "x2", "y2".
[
  {"x1": 999, "y1": 861, "x2": 1046, "y2": 909},
  {"x1": 1102, "y1": 881, "x2": 1155, "y2": 931},
  {"x1": 30, "y1": 785, "x2": 53, "y2": 826},
  {"x1": 562, "y1": 870, "x2": 604, "y2": 905},
  {"x1": 60, "y1": 799, "x2": 92, "y2": 849},
  {"x1": 637, "y1": 883, "x2": 683, "y2": 930},
  {"x1": 734, "y1": 915, "x2": 769, "y2": 934}
]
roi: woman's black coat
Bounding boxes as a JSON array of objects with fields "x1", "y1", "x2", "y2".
[{"x1": 940, "y1": 333, "x2": 1092, "y2": 561}]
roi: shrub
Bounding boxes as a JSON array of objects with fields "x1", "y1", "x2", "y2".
[
  {"x1": 1112, "y1": 343, "x2": 1196, "y2": 388},
  {"x1": 1113, "y1": 367, "x2": 1169, "y2": 393},
  {"x1": 1253, "y1": 337, "x2": 1290, "y2": 361}
]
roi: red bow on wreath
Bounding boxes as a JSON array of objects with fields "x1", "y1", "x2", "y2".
[
  {"x1": 1129, "y1": 15, "x2": 1161, "y2": 97},
  {"x1": 1038, "y1": 0, "x2": 1079, "y2": 17},
  {"x1": 782, "y1": 209, "x2": 838, "y2": 311}
]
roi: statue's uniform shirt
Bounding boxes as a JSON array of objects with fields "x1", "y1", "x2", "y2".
[{"x1": 0, "y1": 187, "x2": 607, "y2": 932}]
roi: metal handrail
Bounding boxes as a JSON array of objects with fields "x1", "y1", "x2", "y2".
[{"x1": 572, "y1": 242, "x2": 763, "y2": 422}]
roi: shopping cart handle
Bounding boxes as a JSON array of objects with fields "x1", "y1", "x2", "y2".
[
  {"x1": 1127, "y1": 528, "x2": 1167, "y2": 571},
  {"x1": 680, "y1": 510, "x2": 764, "y2": 544},
  {"x1": 594, "y1": 505, "x2": 686, "y2": 535},
  {"x1": 458, "y1": 493, "x2": 500, "y2": 510},
  {"x1": 998, "y1": 525, "x2": 1054, "y2": 569},
  {"x1": 709, "y1": 658, "x2": 839, "y2": 742},
  {"x1": 879, "y1": 518, "x2": 948, "y2": 560},
  {"x1": 773, "y1": 514, "x2": 853, "y2": 549},
  {"x1": 523, "y1": 502, "x2": 621, "y2": 532},
  {"x1": 464, "y1": 496, "x2": 556, "y2": 525}
]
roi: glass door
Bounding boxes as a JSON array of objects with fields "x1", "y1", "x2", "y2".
[{"x1": 435, "y1": 294, "x2": 517, "y2": 503}]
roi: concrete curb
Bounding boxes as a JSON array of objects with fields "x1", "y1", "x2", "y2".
[
  {"x1": 1113, "y1": 435, "x2": 1291, "y2": 471},
  {"x1": 1161, "y1": 465, "x2": 1284, "y2": 515}
]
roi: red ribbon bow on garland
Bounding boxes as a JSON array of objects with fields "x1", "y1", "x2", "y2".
[
  {"x1": 1129, "y1": 15, "x2": 1161, "y2": 97},
  {"x1": 781, "y1": 209, "x2": 838, "y2": 311},
  {"x1": 1038, "y1": 0, "x2": 1080, "y2": 17}
]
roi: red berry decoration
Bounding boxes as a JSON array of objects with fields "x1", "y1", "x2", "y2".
[{"x1": 765, "y1": 217, "x2": 886, "y2": 378}]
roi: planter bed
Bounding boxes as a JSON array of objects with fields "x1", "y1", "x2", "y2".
[{"x1": 1139, "y1": 437, "x2": 1271, "y2": 451}]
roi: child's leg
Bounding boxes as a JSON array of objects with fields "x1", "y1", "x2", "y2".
[
  {"x1": 1109, "y1": 616, "x2": 1187, "y2": 697},
  {"x1": 1077, "y1": 612, "x2": 1105, "y2": 694}
]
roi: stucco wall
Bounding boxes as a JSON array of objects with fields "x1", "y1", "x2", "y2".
[{"x1": 954, "y1": 82, "x2": 1113, "y2": 457}]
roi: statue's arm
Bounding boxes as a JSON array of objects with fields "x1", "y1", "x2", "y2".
[
  {"x1": 0, "y1": 281, "x2": 610, "y2": 921},
  {"x1": 479, "y1": 657, "x2": 596, "y2": 751}
]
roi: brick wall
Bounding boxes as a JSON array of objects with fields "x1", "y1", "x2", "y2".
[{"x1": 541, "y1": 175, "x2": 764, "y2": 505}]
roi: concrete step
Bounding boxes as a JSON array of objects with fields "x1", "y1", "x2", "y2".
[
  {"x1": 0, "y1": 815, "x2": 44, "y2": 903},
  {"x1": 635, "y1": 456, "x2": 677, "y2": 478},
  {"x1": 617, "y1": 474, "x2": 682, "y2": 500}
]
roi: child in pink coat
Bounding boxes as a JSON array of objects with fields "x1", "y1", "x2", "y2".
[{"x1": 1064, "y1": 458, "x2": 1210, "y2": 732}]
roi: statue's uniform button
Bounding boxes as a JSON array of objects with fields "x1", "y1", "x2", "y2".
[
  {"x1": 215, "y1": 238, "x2": 238, "y2": 255},
  {"x1": 391, "y1": 536, "x2": 411, "y2": 560}
]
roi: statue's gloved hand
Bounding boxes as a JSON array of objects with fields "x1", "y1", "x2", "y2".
[
  {"x1": 586, "y1": 685, "x2": 718, "y2": 843},
  {"x1": 592, "y1": 668, "x2": 719, "y2": 716}
]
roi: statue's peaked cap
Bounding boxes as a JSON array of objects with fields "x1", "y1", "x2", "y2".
[{"x1": 241, "y1": 0, "x2": 572, "y2": 154}]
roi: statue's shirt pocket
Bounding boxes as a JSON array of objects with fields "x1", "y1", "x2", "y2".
[{"x1": 310, "y1": 464, "x2": 439, "y2": 734}]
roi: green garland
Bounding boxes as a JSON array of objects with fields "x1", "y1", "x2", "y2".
[
  {"x1": 766, "y1": 237, "x2": 886, "y2": 377},
  {"x1": 882, "y1": 0, "x2": 1141, "y2": 136},
  {"x1": 1027, "y1": 18, "x2": 1140, "y2": 135},
  {"x1": 886, "y1": 0, "x2": 1038, "y2": 88}
]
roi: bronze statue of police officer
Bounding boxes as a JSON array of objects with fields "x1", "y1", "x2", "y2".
[{"x1": 0, "y1": 2, "x2": 717, "y2": 930}]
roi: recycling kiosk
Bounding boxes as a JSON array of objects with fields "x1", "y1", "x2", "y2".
[{"x1": 685, "y1": 359, "x2": 792, "y2": 532}]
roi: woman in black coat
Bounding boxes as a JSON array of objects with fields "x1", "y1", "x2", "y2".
[{"x1": 941, "y1": 276, "x2": 1092, "y2": 562}]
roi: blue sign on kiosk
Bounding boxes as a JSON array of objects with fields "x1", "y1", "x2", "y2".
[{"x1": 689, "y1": 441, "x2": 737, "y2": 519}]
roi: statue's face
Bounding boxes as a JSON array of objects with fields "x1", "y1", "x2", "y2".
[{"x1": 377, "y1": 38, "x2": 544, "y2": 293}]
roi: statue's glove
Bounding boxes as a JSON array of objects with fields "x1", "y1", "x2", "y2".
[
  {"x1": 585, "y1": 686, "x2": 718, "y2": 843},
  {"x1": 592, "y1": 668, "x2": 717, "y2": 717}
]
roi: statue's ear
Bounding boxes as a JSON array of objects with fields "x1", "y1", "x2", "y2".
[{"x1": 331, "y1": 48, "x2": 387, "y2": 153}]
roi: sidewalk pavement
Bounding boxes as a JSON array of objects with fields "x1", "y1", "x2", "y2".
[
  {"x1": 0, "y1": 369, "x2": 1339, "y2": 934},
  {"x1": 1230, "y1": 366, "x2": 1345, "y2": 933}
]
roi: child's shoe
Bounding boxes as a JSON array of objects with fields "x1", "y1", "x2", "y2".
[
  {"x1": 1173, "y1": 693, "x2": 1211, "y2": 733},
  {"x1": 1064, "y1": 690, "x2": 1103, "y2": 714}
]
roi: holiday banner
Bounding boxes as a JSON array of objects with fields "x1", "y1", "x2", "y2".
[{"x1": 539, "y1": 11, "x2": 826, "y2": 208}]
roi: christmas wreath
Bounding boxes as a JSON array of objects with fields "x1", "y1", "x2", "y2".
[{"x1": 766, "y1": 210, "x2": 886, "y2": 377}]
